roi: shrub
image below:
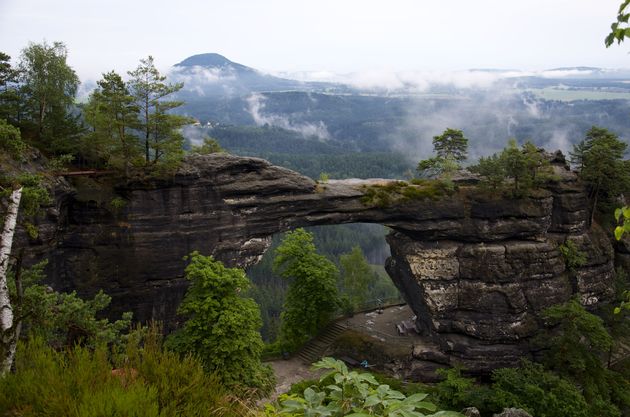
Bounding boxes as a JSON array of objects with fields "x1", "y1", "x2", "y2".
[
  {"x1": 558, "y1": 240, "x2": 587, "y2": 272},
  {"x1": 0, "y1": 331, "x2": 252, "y2": 417},
  {"x1": 490, "y1": 361, "x2": 590, "y2": 417}
]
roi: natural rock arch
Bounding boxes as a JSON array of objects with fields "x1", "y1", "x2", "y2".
[{"x1": 20, "y1": 153, "x2": 615, "y2": 373}]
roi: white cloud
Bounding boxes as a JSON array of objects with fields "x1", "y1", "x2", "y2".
[{"x1": 246, "y1": 93, "x2": 330, "y2": 140}]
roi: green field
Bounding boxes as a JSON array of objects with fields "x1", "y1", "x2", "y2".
[{"x1": 530, "y1": 88, "x2": 630, "y2": 101}]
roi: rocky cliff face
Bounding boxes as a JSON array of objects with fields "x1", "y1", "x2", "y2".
[{"x1": 18, "y1": 153, "x2": 615, "y2": 373}]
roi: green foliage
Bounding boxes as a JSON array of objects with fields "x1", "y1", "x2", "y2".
[
  {"x1": 0, "y1": 331, "x2": 251, "y2": 417},
  {"x1": 47, "y1": 153, "x2": 74, "y2": 172},
  {"x1": 0, "y1": 118, "x2": 26, "y2": 158},
  {"x1": 128, "y1": 56, "x2": 192, "y2": 170},
  {"x1": 360, "y1": 180, "x2": 452, "y2": 208},
  {"x1": 109, "y1": 196, "x2": 127, "y2": 211},
  {"x1": 573, "y1": 126, "x2": 630, "y2": 217},
  {"x1": 8, "y1": 260, "x2": 132, "y2": 349},
  {"x1": 0, "y1": 173, "x2": 51, "y2": 239},
  {"x1": 268, "y1": 357, "x2": 463, "y2": 417},
  {"x1": 472, "y1": 153, "x2": 504, "y2": 189},
  {"x1": 0, "y1": 52, "x2": 21, "y2": 124},
  {"x1": 190, "y1": 136, "x2": 224, "y2": 154},
  {"x1": 417, "y1": 128, "x2": 468, "y2": 180},
  {"x1": 605, "y1": 0, "x2": 630, "y2": 47},
  {"x1": 540, "y1": 298, "x2": 630, "y2": 416},
  {"x1": 18, "y1": 41, "x2": 81, "y2": 152},
  {"x1": 17, "y1": 173, "x2": 52, "y2": 217},
  {"x1": 319, "y1": 172, "x2": 330, "y2": 183},
  {"x1": 470, "y1": 139, "x2": 553, "y2": 196},
  {"x1": 489, "y1": 361, "x2": 590, "y2": 417},
  {"x1": 273, "y1": 229, "x2": 340, "y2": 351},
  {"x1": 558, "y1": 240, "x2": 587, "y2": 272},
  {"x1": 614, "y1": 206, "x2": 630, "y2": 241},
  {"x1": 165, "y1": 251, "x2": 273, "y2": 393},
  {"x1": 83, "y1": 70, "x2": 142, "y2": 175},
  {"x1": 433, "y1": 362, "x2": 599, "y2": 417},
  {"x1": 614, "y1": 261, "x2": 630, "y2": 317},
  {"x1": 339, "y1": 246, "x2": 373, "y2": 311},
  {"x1": 432, "y1": 368, "x2": 492, "y2": 415},
  {"x1": 432, "y1": 128, "x2": 469, "y2": 162},
  {"x1": 249, "y1": 224, "x2": 395, "y2": 343}
]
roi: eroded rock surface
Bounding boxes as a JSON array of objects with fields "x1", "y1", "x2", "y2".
[{"x1": 18, "y1": 153, "x2": 615, "y2": 373}]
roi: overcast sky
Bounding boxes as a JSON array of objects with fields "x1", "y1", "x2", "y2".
[{"x1": 1, "y1": 0, "x2": 630, "y2": 81}]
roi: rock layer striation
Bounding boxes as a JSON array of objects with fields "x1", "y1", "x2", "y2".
[{"x1": 19, "y1": 153, "x2": 615, "y2": 373}]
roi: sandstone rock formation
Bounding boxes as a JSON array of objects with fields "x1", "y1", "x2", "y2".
[{"x1": 17, "y1": 153, "x2": 615, "y2": 373}]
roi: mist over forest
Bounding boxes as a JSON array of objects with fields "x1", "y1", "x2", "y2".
[{"x1": 168, "y1": 53, "x2": 630, "y2": 179}]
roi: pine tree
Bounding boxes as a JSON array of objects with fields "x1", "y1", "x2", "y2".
[
  {"x1": 84, "y1": 71, "x2": 141, "y2": 175},
  {"x1": 127, "y1": 56, "x2": 192, "y2": 170}
]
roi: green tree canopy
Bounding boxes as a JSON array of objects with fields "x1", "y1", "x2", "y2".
[
  {"x1": 417, "y1": 128, "x2": 468, "y2": 178},
  {"x1": 470, "y1": 139, "x2": 551, "y2": 196},
  {"x1": 540, "y1": 298, "x2": 630, "y2": 416},
  {"x1": 18, "y1": 41, "x2": 80, "y2": 151},
  {"x1": 273, "y1": 228, "x2": 340, "y2": 351},
  {"x1": 432, "y1": 128, "x2": 468, "y2": 162},
  {"x1": 572, "y1": 126, "x2": 630, "y2": 219},
  {"x1": 190, "y1": 136, "x2": 224, "y2": 155},
  {"x1": 165, "y1": 251, "x2": 272, "y2": 392},
  {"x1": 0, "y1": 52, "x2": 20, "y2": 125},
  {"x1": 339, "y1": 246, "x2": 371, "y2": 311},
  {"x1": 83, "y1": 71, "x2": 142, "y2": 175},
  {"x1": 127, "y1": 56, "x2": 192, "y2": 169}
]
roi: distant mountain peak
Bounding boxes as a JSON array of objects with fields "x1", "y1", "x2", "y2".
[{"x1": 174, "y1": 53, "x2": 255, "y2": 74}]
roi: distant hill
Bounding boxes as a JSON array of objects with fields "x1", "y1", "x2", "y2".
[
  {"x1": 175, "y1": 53, "x2": 258, "y2": 75},
  {"x1": 171, "y1": 52, "x2": 346, "y2": 99}
]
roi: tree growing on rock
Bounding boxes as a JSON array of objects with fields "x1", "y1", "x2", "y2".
[
  {"x1": 471, "y1": 139, "x2": 552, "y2": 196},
  {"x1": 571, "y1": 126, "x2": 630, "y2": 222},
  {"x1": 84, "y1": 71, "x2": 142, "y2": 175},
  {"x1": 127, "y1": 56, "x2": 192, "y2": 170},
  {"x1": 417, "y1": 128, "x2": 469, "y2": 178}
]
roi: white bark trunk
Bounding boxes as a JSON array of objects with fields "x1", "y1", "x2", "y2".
[{"x1": 1, "y1": 187, "x2": 22, "y2": 376}]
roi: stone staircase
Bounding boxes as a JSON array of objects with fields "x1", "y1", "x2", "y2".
[{"x1": 297, "y1": 322, "x2": 348, "y2": 365}]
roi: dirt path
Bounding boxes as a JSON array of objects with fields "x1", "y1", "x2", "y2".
[
  {"x1": 265, "y1": 304, "x2": 426, "y2": 400},
  {"x1": 265, "y1": 357, "x2": 324, "y2": 401}
]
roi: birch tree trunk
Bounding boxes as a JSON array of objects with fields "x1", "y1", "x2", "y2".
[{"x1": 0, "y1": 187, "x2": 23, "y2": 376}]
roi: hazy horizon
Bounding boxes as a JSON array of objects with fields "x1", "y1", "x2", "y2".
[{"x1": 2, "y1": 0, "x2": 630, "y2": 82}]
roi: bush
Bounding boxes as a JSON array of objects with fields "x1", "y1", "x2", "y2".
[
  {"x1": 490, "y1": 361, "x2": 590, "y2": 417},
  {"x1": 0, "y1": 331, "x2": 253, "y2": 417},
  {"x1": 360, "y1": 180, "x2": 452, "y2": 208},
  {"x1": 558, "y1": 240, "x2": 587, "y2": 272},
  {"x1": 0, "y1": 118, "x2": 26, "y2": 158}
]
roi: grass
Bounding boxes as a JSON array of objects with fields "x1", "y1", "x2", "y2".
[{"x1": 360, "y1": 179, "x2": 453, "y2": 208}]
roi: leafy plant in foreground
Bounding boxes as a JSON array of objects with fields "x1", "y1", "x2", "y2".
[{"x1": 268, "y1": 357, "x2": 463, "y2": 417}]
